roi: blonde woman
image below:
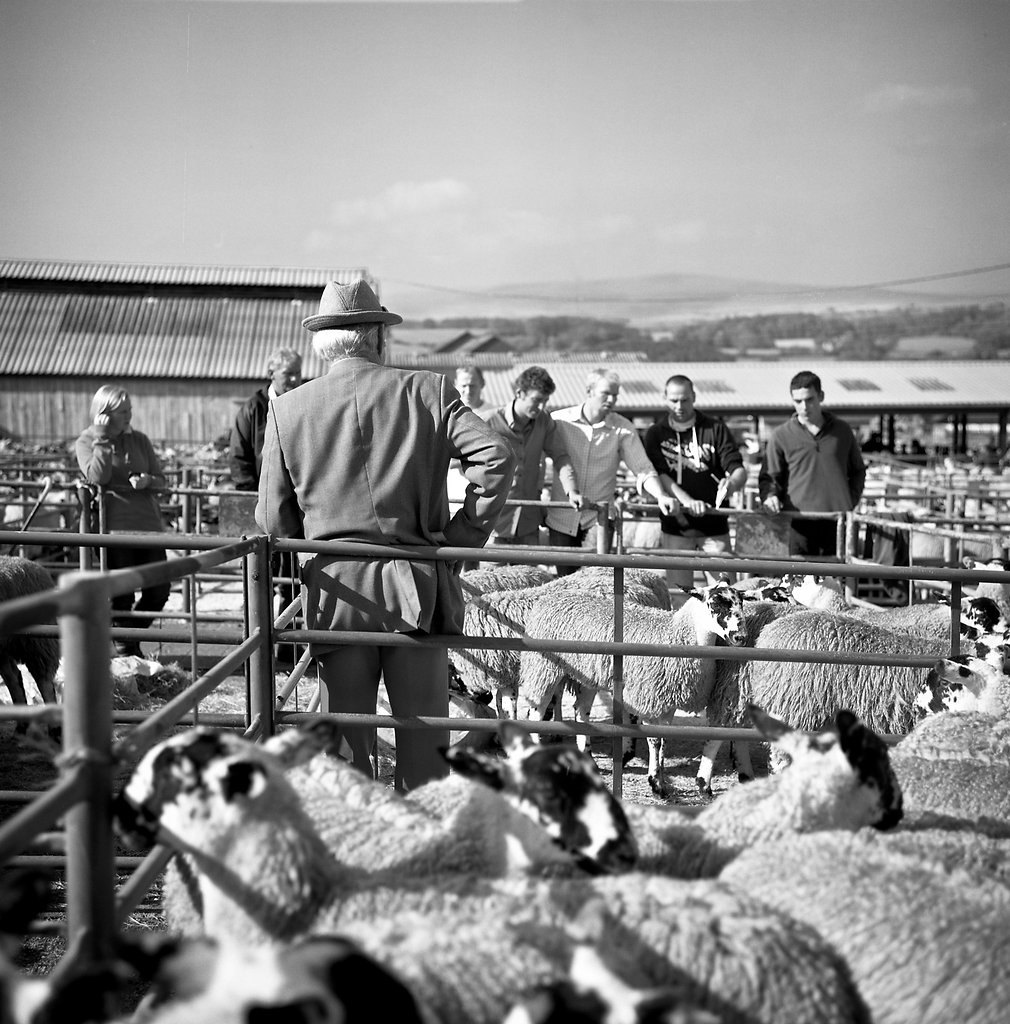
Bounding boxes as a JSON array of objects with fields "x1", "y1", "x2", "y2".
[{"x1": 75, "y1": 385, "x2": 169, "y2": 657}]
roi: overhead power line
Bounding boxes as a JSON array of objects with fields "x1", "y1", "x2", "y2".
[{"x1": 386, "y1": 260, "x2": 1010, "y2": 306}]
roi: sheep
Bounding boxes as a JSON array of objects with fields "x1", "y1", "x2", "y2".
[
  {"x1": 107, "y1": 931, "x2": 428, "y2": 1024},
  {"x1": 160, "y1": 719, "x2": 637, "y2": 937},
  {"x1": 924, "y1": 653, "x2": 1010, "y2": 718},
  {"x1": 623, "y1": 705, "x2": 903, "y2": 878},
  {"x1": 280, "y1": 717, "x2": 638, "y2": 875},
  {"x1": 115, "y1": 727, "x2": 873, "y2": 1024},
  {"x1": 452, "y1": 566, "x2": 671, "y2": 718},
  {"x1": 890, "y1": 741, "x2": 1010, "y2": 828},
  {"x1": 964, "y1": 555, "x2": 1010, "y2": 620},
  {"x1": 788, "y1": 571, "x2": 1010, "y2": 644},
  {"x1": 520, "y1": 578, "x2": 747, "y2": 798},
  {"x1": 458, "y1": 705, "x2": 903, "y2": 880},
  {"x1": 697, "y1": 587, "x2": 807, "y2": 794},
  {"x1": 460, "y1": 564, "x2": 555, "y2": 599},
  {"x1": 0, "y1": 555, "x2": 59, "y2": 720},
  {"x1": 895, "y1": 708, "x2": 1010, "y2": 765},
  {"x1": 502, "y1": 942, "x2": 720, "y2": 1024},
  {"x1": 720, "y1": 830, "x2": 1010, "y2": 1024},
  {"x1": 737, "y1": 609, "x2": 961, "y2": 749}
]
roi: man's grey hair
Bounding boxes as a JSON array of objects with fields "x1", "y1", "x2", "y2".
[
  {"x1": 267, "y1": 348, "x2": 302, "y2": 373},
  {"x1": 312, "y1": 325, "x2": 382, "y2": 363},
  {"x1": 586, "y1": 368, "x2": 620, "y2": 390}
]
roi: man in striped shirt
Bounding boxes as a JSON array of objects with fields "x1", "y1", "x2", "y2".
[{"x1": 546, "y1": 368, "x2": 679, "y2": 576}]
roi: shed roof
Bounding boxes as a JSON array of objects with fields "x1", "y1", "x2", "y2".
[{"x1": 475, "y1": 360, "x2": 1010, "y2": 417}]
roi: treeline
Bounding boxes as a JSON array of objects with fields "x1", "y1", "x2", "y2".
[{"x1": 411, "y1": 303, "x2": 1010, "y2": 360}]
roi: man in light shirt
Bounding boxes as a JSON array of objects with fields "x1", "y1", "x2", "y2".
[{"x1": 546, "y1": 368, "x2": 679, "y2": 575}]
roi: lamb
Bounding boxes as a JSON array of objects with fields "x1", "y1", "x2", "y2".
[
  {"x1": 623, "y1": 705, "x2": 903, "y2": 878},
  {"x1": 520, "y1": 578, "x2": 747, "y2": 798},
  {"x1": 451, "y1": 565, "x2": 671, "y2": 718},
  {"x1": 116, "y1": 727, "x2": 873, "y2": 1024},
  {"x1": 0, "y1": 555, "x2": 59, "y2": 719},
  {"x1": 720, "y1": 830, "x2": 1010, "y2": 1024}
]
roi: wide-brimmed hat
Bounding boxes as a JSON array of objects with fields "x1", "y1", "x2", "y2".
[{"x1": 301, "y1": 279, "x2": 403, "y2": 331}]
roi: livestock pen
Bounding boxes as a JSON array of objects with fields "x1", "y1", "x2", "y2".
[{"x1": 2, "y1": 523, "x2": 1008, "y2": 989}]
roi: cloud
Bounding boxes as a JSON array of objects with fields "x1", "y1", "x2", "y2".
[
  {"x1": 863, "y1": 83, "x2": 976, "y2": 113},
  {"x1": 329, "y1": 179, "x2": 471, "y2": 227}
]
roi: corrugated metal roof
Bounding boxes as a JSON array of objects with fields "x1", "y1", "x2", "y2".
[
  {"x1": 0, "y1": 290, "x2": 334, "y2": 378},
  {"x1": 0, "y1": 258, "x2": 369, "y2": 290},
  {"x1": 475, "y1": 360, "x2": 1010, "y2": 415}
]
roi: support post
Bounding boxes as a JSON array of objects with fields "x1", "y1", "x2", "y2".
[
  {"x1": 60, "y1": 571, "x2": 115, "y2": 976},
  {"x1": 246, "y1": 534, "x2": 276, "y2": 737}
]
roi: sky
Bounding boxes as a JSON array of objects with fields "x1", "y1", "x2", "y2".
[{"x1": 3, "y1": 0, "x2": 1009, "y2": 316}]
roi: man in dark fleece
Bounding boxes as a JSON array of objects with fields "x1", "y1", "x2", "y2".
[{"x1": 758, "y1": 369, "x2": 866, "y2": 557}]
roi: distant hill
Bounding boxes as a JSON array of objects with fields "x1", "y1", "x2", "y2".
[{"x1": 390, "y1": 271, "x2": 1004, "y2": 326}]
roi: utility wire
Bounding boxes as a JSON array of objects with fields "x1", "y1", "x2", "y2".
[{"x1": 386, "y1": 260, "x2": 1010, "y2": 306}]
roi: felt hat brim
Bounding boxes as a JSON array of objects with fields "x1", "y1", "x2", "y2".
[{"x1": 302, "y1": 308, "x2": 403, "y2": 331}]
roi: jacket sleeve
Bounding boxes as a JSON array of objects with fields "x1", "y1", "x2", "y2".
[
  {"x1": 758, "y1": 433, "x2": 788, "y2": 504},
  {"x1": 229, "y1": 400, "x2": 259, "y2": 492},
  {"x1": 255, "y1": 406, "x2": 304, "y2": 539},
  {"x1": 75, "y1": 428, "x2": 113, "y2": 487},
  {"x1": 713, "y1": 419, "x2": 745, "y2": 477},
  {"x1": 543, "y1": 416, "x2": 579, "y2": 497},
  {"x1": 444, "y1": 382, "x2": 517, "y2": 548},
  {"x1": 847, "y1": 429, "x2": 867, "y2": 507}
]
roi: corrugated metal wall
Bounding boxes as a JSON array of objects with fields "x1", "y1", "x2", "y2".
[{"x1": 0, "y1": 377, "x2": 261, "y2": 445}]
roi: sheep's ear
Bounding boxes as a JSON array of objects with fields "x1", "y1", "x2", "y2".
[
  {"x1": 443, "y1": 745, "x2": 508, "y2": 791},
  {"x1": 747, "y1": 704, "x2": 792, "y2": 740},
  {"x1": 961, "y1": 555, "x2": 976, "y2": 569},
  {"x1": 834, "y1": 709, "x2": 881, "y2": 768},
  {"x1": 222, "y1": 762, "x2": 268, "y2": 802},
  {"x1": 677, "y1": 584, "x2": 704, "y2": 601}
]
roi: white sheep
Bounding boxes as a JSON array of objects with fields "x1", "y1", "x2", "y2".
[
  {"x1": 452, "y1": 566, "x2": 671, "y2": 718},
  {"x1": 895, "y1": 708, "x2": 1010, "y2": 765},
  {"x1": 161, "y1": 719, "x2": 637, "y2": 936},
  {"x1": 698, "y1": 589, "x2": 806, "y2": 794},
  {"x1": 502, "y1": 942, "x2": 720, "y2": 1024},
  {"x1": 624, "y1": 704, "x2": 904, "y2": 878},
  {"x1": 890, "y1": 743, "x2": 1010, "y2": 828},
  {"x1": 0, "y1": 555, "x2": 59, "y2": 720},
  {"x1": 116, "y1": 728, "x2": 873, "y2": 1024},
  {"x1": 738, "y1": 609, "x2": 955, "y2": 744},
  {"x1": 520, "y1": 578, "x2": 747, "y2": 798},
  {"x1": 720, "y1": 830, "x2": 1010, "y2": 1024},
  {"x1": 963, "y1": 555, "x2": 1010, "y2": 620},
  {"x1": 460, "y1": 564, "x2": 555, "y2": 599},
  {"x1": 924, "y1": 652, "x2": 1010, "y2": 718}
]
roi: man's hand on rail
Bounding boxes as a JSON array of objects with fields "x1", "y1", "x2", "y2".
[{"x1": 762, "y1": 495, "x2": 782, "y2": 514}]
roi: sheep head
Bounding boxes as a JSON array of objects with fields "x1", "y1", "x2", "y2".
[
  {"x1": 444, "y1": 721, "x2": 638, "y2": 875},
  {"x1": 746, "y1": 704, "x2": 904, "y2": 832}
]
